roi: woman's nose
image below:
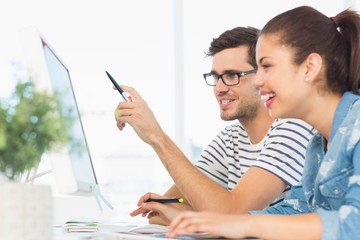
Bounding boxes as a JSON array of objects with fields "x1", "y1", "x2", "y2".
[{"x1": 254, "y1": 73, "x2": 264, "y2": 87}]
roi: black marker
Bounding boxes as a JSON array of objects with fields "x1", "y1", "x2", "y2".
[
  {"x1": 145, "y1": 197, "x2": 184, "y2": 204},
  {"x1": 105, "y1": 71, "x2": 130, "y2": 102}
]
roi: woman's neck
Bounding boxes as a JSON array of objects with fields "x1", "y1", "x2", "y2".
[{"x1": 303, "y1": 93, "x2": 342, "y2": 141}]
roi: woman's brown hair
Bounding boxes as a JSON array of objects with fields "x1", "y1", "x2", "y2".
[{"x1": 260, "y1": 6, "x2": 360, "y2": 94}]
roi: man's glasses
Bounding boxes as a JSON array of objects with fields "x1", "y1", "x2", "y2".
[{"x1": 203, "y1": 69, "x2": 257, "y2": 86}]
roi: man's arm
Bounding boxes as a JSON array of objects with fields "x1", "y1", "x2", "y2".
[
  {"x1": 146, "y1": 131, "x2": 287, "y2": 213},
  {"x1": 135, "y1": 165, "x2": 285, "y2": 224},
  {"x1": 147, "y1": 120, "x2": 312, "y2": 213},
  {"x1": 163, "y1": 184, "x2": 182, "y2": 198},
  {"x1": 116, "y1": 87, "x2": 311, "y2": 214}
]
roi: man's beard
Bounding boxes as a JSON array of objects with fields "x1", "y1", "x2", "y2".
[{"x1": 220, "y1": 98, "x2": 260, "y2": 124}]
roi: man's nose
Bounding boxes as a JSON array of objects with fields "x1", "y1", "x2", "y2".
[{"x1": 214, "y1": 77, "x2": 229, "y2": 92}]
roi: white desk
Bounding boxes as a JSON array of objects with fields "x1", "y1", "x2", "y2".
[
  {"x1": 53, "y1": 226, "x2": 232, "y2": 240},
  {"x1": 54, "y1": 227, "x2": 175, "y2": 240},
  {"x1": 53, "y1": 226, "x2": 92, "y2": 240},
  {"x1": 53, "y1": 223, "x2": 172, "y2": 240}
]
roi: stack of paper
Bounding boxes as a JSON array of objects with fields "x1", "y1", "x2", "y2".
[
  {"x1": 99, "y1": 223, "x2": 169, "y2": 234},
  {"x1": 62, "y1": 220, "x2": 169, "y2": 235},
  {"x1": 62, "y1": 219, "x2": 99, "y2": 232}
]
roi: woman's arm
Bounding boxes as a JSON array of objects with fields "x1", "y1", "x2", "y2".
[{"x1": 167, "y1": 212, "x2": 322, "y2": 240}]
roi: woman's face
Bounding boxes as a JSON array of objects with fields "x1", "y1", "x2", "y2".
[{"x1": 255, "y1": 34, "x2": 310, "y2": 119}]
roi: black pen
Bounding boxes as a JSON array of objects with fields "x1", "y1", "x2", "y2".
[
  {"x1": 105, "y1": 71, "x2": 130, "y2": 102},
  {"x1": 145, "y1": 197, "x2": 184, "y2": 204}
]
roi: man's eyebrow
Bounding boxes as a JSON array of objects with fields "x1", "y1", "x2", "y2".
[{"x1": 210, "y1": 69, "x2": 246, "y2": 74}]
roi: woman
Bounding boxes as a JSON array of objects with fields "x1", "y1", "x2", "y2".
[{"x1": 166, "y1": 6, "x2": 360, "y2": 240}]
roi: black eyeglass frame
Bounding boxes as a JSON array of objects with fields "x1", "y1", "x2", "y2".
[{"x1": 203, "y1": 69, "x2": 257, "y2": 86}]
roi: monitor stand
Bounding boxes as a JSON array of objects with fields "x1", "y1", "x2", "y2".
[{"x1": 91, "y1": 184, "x2": 114, "y2": 211}]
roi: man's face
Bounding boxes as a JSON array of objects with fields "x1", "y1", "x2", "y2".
[{"x1": 211, "y1": 46, "x2": 261, "y2": 122}]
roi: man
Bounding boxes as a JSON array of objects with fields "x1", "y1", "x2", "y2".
[{"x1": 114, "y1": 27, "x2": 314, "y2": 224}]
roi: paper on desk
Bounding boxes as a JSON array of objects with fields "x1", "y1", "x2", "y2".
[
  {"x1": 97, "y1": 224, "x2": 225, "y2": 239},
  {"x1": 63, "y1": 219, "x2": 99, "y2": 232},
  {"x1": 92, "y1": 231, "x2": 172, "y2": 240},
  {"x1": 99, "y1": 223, "x2": 169, "y2": 234}
]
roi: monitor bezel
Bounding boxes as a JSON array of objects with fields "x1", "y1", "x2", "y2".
[{"x1": 19, "y1": 26, "x2": 98, "y2": 196}]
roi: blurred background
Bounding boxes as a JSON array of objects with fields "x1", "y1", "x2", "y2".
[{"x1": 0, "y1": 0, "x2": 356, "y2": 225}]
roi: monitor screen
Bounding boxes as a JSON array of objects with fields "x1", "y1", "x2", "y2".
[
  {"x1": 20, "y1": 26, "x2": 112, "y2": 210},
  {"x1": 42, "y1": 39, "x2": 97, "y2": 192},
  {"x1": 20, "y1": 27, "x2": 113, "y2": 210}
]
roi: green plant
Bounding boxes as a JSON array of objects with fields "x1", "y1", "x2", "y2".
[{"x1": 0, "y1": 80, "x2": 71, "y2": 180}]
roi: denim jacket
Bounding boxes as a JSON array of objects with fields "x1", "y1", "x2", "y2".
[{"x1": 251, "y1": 92, "x2": 360, "y2": 240}]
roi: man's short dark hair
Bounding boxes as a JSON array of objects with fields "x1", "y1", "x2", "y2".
[{"x1": 205, "y1": 26, "x2": 259, "y2": 68}]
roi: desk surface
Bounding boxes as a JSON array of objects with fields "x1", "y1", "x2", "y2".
[
  {"x1": 54, "y1": 226, "x2": 218, "y2": 240},
  {"x1": 54, "y1": 225, "x2": 260, "y2": 240},
  {"x1": 53, "y1": 226, "x2": 91, "y2": 240},
  {"x1": 54, "y1": 226, "x2": 174, "y2": 240}
]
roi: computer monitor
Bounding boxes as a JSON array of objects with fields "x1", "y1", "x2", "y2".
[{"x1": 19, "y1": 26, "x2": 112, "y2": 211}]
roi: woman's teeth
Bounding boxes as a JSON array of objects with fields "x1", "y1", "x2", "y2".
[{"x1": 261, "y1": 93, "x2": 275, "y2": 101}]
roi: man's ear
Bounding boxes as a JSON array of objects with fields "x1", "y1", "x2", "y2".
[{"x1": 304, "y1": 53, "x2": 322, "y2": 82}]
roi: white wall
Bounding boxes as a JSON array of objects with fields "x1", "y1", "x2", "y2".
[{"x1": 0, "y1": 0, "x2": 353, "y2": 224}]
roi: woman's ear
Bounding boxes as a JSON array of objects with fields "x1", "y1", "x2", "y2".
[{"x1": 305, "y1": 53, "x2": 322, "y2": 82}]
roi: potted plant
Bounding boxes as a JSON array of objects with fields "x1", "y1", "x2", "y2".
[
  {"x1": 0, "y1": 80, "x2": 71, "y2": 180},
  {"x1": 0, "y1": 66, "x2": 74, "y2": 239}
]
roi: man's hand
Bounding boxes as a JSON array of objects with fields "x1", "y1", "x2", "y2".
[
  {"x1": 130, "y1": 192, "x2": 163, "y2": 218},
  {"x1": 130, "y1": 192, "x2": 192, "y2": 225},
  {"x1": 131, "y1": 201, "x2": 182, "y2": 226},
  {"x1": 114, "y1": 85, "x2": 164, "y2": 145}
]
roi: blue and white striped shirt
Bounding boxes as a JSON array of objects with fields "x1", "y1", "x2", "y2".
[{"x1": 195, "y1": 118, "x2": 315, "y2": 207}]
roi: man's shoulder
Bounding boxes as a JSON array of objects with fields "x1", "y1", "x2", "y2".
[
  {"x1": 217, "y1": 122, "x2": 249, "y2": 140},
  {"x1": 271, "y1": 118, "x2": 315, "y2": 134},
  {"x1": 223, "y1": 122, "x2": 246, "y2": 132}
]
